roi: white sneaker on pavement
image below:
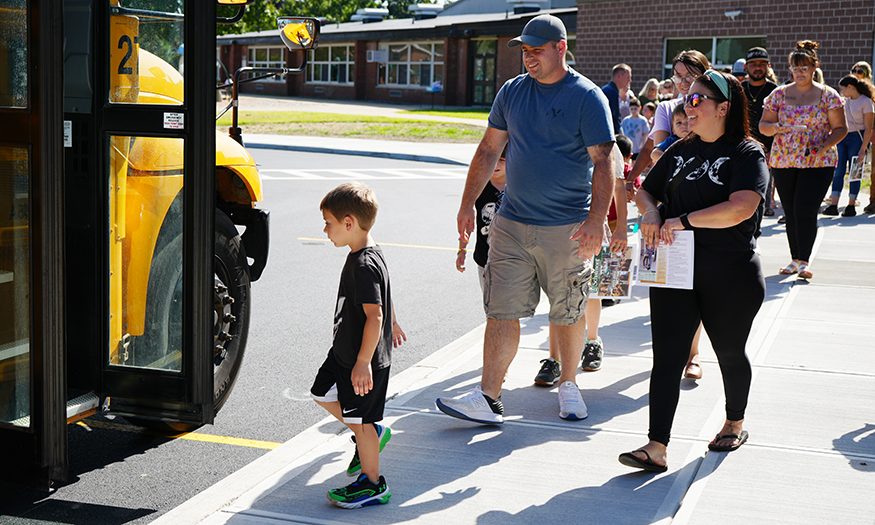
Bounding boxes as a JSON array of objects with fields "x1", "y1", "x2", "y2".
[
  {"x1": 435, "y1": 385, "x2": 504, "y2": 424},
  {"x1": 558, "y1": 380, "x2": 588, "y2": 420}
]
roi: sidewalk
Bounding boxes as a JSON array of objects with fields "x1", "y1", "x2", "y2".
[{"x1": 155, "y1": 197, "x2": 875, "y2": 524}]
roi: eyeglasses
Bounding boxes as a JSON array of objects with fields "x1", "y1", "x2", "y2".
[
  {"x1": 672, "y1": 74, "x2": 696, "y2": 85},
  {"x1": 789, "y1": 66, "x2": 811, "y2": 74},
  {"x1": 852, "y1": 68, "x2": 866, "y2": 74},
  {"x1": 684, "y1": 93, "x2": 725, "y2": 108}
]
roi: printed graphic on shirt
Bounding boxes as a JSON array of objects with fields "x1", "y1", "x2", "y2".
[
  {"x1": 672, "y1": 155, "x2": 730, "y2": 185},
  {"x1": 480, "y1": 202, "x2": 499, "y2": 236},
  {"x1": 333, "y1": 296, "x2": 345, "y2": 339}
]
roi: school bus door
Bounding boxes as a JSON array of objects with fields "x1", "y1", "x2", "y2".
[
  {"x1": 66, "y1": 0, "x2": 217, "y2": 428},
  {"x1": 0, "y1": 0, "x2": 66, "y2": 490}
]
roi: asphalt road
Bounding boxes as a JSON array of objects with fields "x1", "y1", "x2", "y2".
[{"x1": 0, "y1": 149, "x2": 486, "y2": 524}]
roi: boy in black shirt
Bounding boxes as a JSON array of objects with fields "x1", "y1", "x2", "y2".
[{"x1": 312, "y1": 182, "x2": 405, "y2": 508}]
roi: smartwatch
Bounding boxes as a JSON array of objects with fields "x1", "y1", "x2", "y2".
[{"x1": 679, "y1": 213, "x2": 693, "y2": 230}]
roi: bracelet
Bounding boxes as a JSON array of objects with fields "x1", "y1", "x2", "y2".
[{"x1": 643, "y1": 210, "x2": 660, "y2": 217}]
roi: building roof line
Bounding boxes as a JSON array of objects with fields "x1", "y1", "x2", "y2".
[{"x1": 216, "y1": 7, "x2": 577, "y2": 45}]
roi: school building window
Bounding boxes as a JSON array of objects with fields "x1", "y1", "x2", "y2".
[
  {"x1": 664, "y1": 36, "x2": 767, "y2": 77},
  {"x1": 377, "y1": 42, "x2": 444, "y2": 88},
  {"x1": 247, "y1": 46, "x2": 286, "y2": 82},
  {"x1": 308, "y1": 44, "x2": 355, "y2": 84}
]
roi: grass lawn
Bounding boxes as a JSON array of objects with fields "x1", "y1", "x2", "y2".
[
  {"x1": 216, "y1": 111, "x2": 483, "y2": 142},
  {"x1": 399, "y1": 108, "x2": 490, "y2": 120}
]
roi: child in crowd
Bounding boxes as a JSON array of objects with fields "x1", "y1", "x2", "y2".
[
  {"x1": 658, "y1": 79, "x2": 675, "y2": 101},
  {"x1": 621, "y1": 97, "x2": 651, "y2": 160},
  {"x1": 313, "y1": 182, "x2": 406, "y2": 509},
  {"x1": 642, "y1": 102, "x2": 657, "y2": 128},
  {"x1": 456, "y1": 145, "x2": 506, "y2": 290},
  {"x1": 535, "y1": 140, "x2": 629, "y2": 381},
  {"x1": 608, "y1": 135, "x2": 640, "y2": 234},
  {"x1": 577, "y1": 136, "x2": 630, "y2": 371},
  {"x1": 651, "y1": 103, "x2": 690, "y2": 163}
]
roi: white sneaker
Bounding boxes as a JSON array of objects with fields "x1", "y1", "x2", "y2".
[
  {"x1": 558, "y1": 381, "x2": 588, "y2": 420},
  {"x1": 435, "y1": 385, "x2": 504, "y2": 424}
]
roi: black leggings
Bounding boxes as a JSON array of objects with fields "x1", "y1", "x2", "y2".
[
  {"x1": 647, "y1": 251, "x2": 765, "y2": 446},
  {"x1": 772, "y1": 167, "x2": 833, "y2": 262}
]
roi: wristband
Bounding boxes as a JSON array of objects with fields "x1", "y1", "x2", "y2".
[{"x1": 679, "y1": 213, "x2": 693, "y2": 230}]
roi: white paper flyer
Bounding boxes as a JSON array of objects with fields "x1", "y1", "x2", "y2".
[{"x1": 635, "y1": 230, "x2": 694, "y2": 289}]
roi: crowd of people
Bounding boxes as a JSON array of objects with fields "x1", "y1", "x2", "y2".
[
  {"x1": 610, "y1": 44, "x2": 872, "y2": 281},
  {"x1": 308, "y1": 13, "x2": 873, "y2": 508},
  {"x1": 439, "y1": 15, "x2": 872, "y2": 476}
]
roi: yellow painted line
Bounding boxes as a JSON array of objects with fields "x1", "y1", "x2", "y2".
[
  {"x1": 77, "y1": 419, "x2": 282, "y2": 450},
  {"x1": 299, "y1": 237, "x2": 456, "y2": 251},
  {"x1": 167, "y1": 432, "x2": 281, "y2": 450}
]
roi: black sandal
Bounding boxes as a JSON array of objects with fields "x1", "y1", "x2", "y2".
[
  {"x1": 618, "y1": 449, "x2": 668, "y2": 473},
  {"x1": 708, "y1": 430, "x2": 749, "y2": 452}
]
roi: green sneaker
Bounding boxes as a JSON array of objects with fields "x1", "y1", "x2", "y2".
[
  {"x1": 327, "y1": 474, "x2": 391, "y2": 509},
  {"x1": 346, "y1": 423, "x2": 392, "y2": 477}
]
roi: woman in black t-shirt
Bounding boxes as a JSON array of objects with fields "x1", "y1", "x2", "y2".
[{"x1": 620, "y1": 71, "x2": 768, "y2": 473}]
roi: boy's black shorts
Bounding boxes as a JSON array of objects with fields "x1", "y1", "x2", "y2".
[{"x1": 310, "y1": 349, "x2": 390, "y2": 425}]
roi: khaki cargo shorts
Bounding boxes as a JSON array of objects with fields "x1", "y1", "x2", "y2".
[{"x1": 483, "y1": 214, "x2": 593, "y2": 325}]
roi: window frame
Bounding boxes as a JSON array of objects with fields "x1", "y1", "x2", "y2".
[
  {"x1": 246, "y1": 45, "x2": 286, "y2": 83},
  {"x1": 307, "y1": 43, "x2": 355, "y2": 85},
  {"x1": 376, "y1": 40, "x2": 445, "y2": 89},
  {"x1": 663, "y1": 36, "x2": 767, "y2": 78}
]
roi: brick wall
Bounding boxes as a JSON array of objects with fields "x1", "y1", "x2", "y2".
[
  {"x1": 576, "y1": 0, "x2": 875, "y2": 91},
  {"x1": 497, "y1": 36, "x2": 523, "y2": 91}
]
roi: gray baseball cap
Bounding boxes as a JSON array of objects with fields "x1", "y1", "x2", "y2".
[{"x1": 508, "y1": 14, "x2": 567, "y2": 48}]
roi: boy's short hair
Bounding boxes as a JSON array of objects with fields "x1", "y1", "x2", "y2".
[
  {"x1": 671, "y1": 103, "x2": 688, "y2": 120},
  {"x1": 615, "y1": 134, "x2": 633, "y2": 159},
  {"x1": 643, "y1": 102, "x2": 657, "y2": 112},
  {"x1": 320, "y1": 182, "x2": 379, "y2": 231},
  {"x1": 628, "y1": 97, "x2": 641, "y2": 107}
]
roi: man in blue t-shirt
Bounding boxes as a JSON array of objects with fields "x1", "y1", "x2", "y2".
[
  {"x1": 603, "y1": 64, "x2": 632, "y2": 134},
  {"x1": 435, "y1": 14, "x2": 615, "y2": 425}
]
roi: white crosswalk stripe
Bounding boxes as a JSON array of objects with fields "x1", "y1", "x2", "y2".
[{"x1": 259, "y1": 168, "x2": 467, "y2": 180}]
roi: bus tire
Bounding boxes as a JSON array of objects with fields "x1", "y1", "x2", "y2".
[
  {"x1": 126, "y1": 209, "x2": 250, "y2": 431},
  {"x1": 213, "y1": 208, "x2": 250, "y2": 413}
]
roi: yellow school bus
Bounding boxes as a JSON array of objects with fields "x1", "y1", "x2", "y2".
[{"x1": 0, "y1": 0, "x2": 318, "y2": 488}]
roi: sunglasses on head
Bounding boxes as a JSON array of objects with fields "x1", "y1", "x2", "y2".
[{"x1": 684, "y1": 93, "x2": 725, "y2": 108}]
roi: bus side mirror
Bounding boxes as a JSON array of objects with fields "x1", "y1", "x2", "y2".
[
  {"x1": 277, "y1": 17, "x2": 320, "y2": 51},
  {"x1": 217, "y1": 0, "x2": 255, "y2": 5}
]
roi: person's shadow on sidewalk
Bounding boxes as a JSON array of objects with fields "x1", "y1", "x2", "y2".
[
  {"x1": 474, "y1": 470, "x2": 681, "y2": 525},
  {"x1": 833, "y1": 423, "x2": 875, "y2": 472}
]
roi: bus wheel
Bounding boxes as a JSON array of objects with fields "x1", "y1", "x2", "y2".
[
  {"x1": 213, "y1": 209, "x2": 251, "y2": 413},
  {"x1": 126, "y1": 210, "x2": 250, "y2": 432}
]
